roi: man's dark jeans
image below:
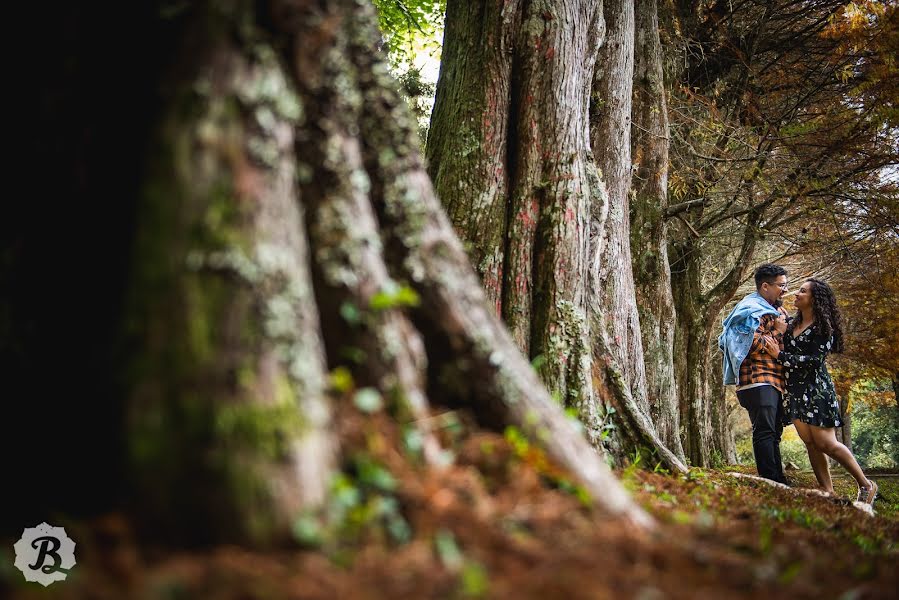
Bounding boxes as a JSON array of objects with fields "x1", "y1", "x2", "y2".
[{"x1": 737, "y1": 385, "x2": 787, "y2": 484}]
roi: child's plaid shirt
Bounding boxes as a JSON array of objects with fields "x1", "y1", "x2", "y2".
[{"x1": 737, "y1": 311, "x2": 786, "y2": 393}]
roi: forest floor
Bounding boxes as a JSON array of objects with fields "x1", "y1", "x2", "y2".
[{"x1": 4, "y1": 409, "x2": 898, "y2": 599}]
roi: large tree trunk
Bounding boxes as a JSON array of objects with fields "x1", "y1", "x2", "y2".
[
  {"x1": 630, "y1": 0, "x2": 686, "y2": 462},
  {"x1": 275, "y1": 0, "x2": 650, "y2": 528},
  {"x1": 424, "y1": 0, "x2": 519, "y2": 314},
  {"x1": 126, "y1": 5, "x2": 336, "y2": 544},
  {"x1": 118, "y1": 0, "x2": 654, "y2": 542},
  {"x1": 428, "y1": 0, "x2": 684, "y2": 472},
  {"x1": 590, "y1": 0, "x2": 686, "y2": 472},
  {"x1": 591, "y1": 0, "x2": 640, "y2": 398},
  {"x1": 428, "y1": 0, "x2": 607, "y2": 443}
]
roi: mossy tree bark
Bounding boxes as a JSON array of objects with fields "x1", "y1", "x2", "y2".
[
  {"x1": 589, "y1": 0, "x2": 687, "y2": 472},
  {"x1": 124, "y1": 0, "x2": 652, "y2": 543},
  {"x1": 629, "y1": 0, "x2": 686, "y2": 463},
  {"x1": 427, "y1": 0, "x2": 607, "y2": 444},
  {"x1": 126, "y1": 3, "x2": 336, "y2": 544}
]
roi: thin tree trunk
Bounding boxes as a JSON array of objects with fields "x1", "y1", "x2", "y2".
[
  {"x1": 838, "y1": 394, "x2": 853, "y2": 453},
  {"x1": 709, "y1": 347, "x2": 736, "y2": 463},
  {"x1": 630, "y1": 0, "x2": 686, "y2": 462}
]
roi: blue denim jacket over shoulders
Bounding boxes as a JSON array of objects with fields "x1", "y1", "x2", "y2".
[{"x1": 718, "y1": 292, "x2": 780, "y2": 386}]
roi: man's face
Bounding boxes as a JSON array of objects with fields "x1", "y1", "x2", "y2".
[{"x1": 760, "y1": 275, "x2": 787, "y2": 306}]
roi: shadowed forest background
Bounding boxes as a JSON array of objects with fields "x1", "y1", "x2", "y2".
[{"x1": 1, "y1": 0, "x2": 897, "y2": 598}]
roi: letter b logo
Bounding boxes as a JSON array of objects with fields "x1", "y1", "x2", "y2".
[{"x1": 14, "y1": 523, "x2": 76, "y2": 586}]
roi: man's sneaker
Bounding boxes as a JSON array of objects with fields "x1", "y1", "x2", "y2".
[{"x1": 856, "y1": 480, "x2": 878, "y2": 506}]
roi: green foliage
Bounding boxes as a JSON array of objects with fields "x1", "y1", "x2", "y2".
[
  {"x1": 434, "y1": 529, "x2": 488, "y2": 598},
  {"x1": 709, "y1": 449, "x2": 726, "y2": 469},
  {"x1": 760, "y1": 506, "x2": 827, "y2": 530},
  {"x1": 401, "y1": 425, "x2": 424, "y2": 457},
  {"x1": 597, "y1": 403, "x2": 617, "y2": 442},
  {"x1": 354, "y1": 454, "x2": 398, "y2": 492},
  {"x1": 434, "y1": 528, "x2": 464, "y2": 569},
  {"x1": 353, "y1": 387, "x2": 384, "y2": 414},
  {"x1": 340, "y1": 301, "x2": 362, "y2": 326},
  {"x1": 371, "y1": 1, "x2": 444, "y2": 146},
  {"x1": 736, "y1": 434, "x2": 813, "y2": 471},
  {"x1": 329, "y1": 366, "x2": 355, "y2": 393},
  {"x1": 369, "y1": 282, "x2": 421, "y2": 311},
  {"x1": 555, "y1": 477, "x2": 593, "y2": 507},
  {"x1": 850, "y1": 400, "x2": 899, "y2": 469},
  {"x1": 372, "y1": 0, "x2": 445, "y2": 66},
  {"x1": 433, "y1": 529, "x2": 489, "y2": 597},
  {"x1": 292, "y1": 456, "x2": 410, "y2": 550},
  {"x1": 503, "y1": 425, "x2": 530, "y2": 457},
  {"x1": 460, "y1": 562, "x2": 489, "y2": 597}
]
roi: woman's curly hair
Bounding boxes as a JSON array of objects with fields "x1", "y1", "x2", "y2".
[{"x1": 789, "y1": 278, "x2": 844, "y2": 353}]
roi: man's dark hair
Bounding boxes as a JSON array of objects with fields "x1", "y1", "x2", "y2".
[{"x1": 754, "y1": 263, "x2": 787, "y2": 290}]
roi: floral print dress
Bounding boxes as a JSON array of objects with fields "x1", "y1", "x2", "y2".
[{"x1": 778, "y1": 322, "x2": 842, "y2": 428}]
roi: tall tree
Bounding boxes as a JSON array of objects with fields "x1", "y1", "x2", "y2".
[
  {"x1": 426, "y1": 0, "x2": 607, "y2": 443},
  {"x1": 629, "y1": 0, "x2": 686, "y2": 459},
  {"x1": 590, "y1": 0, "x2": 687, "y2": 469}
]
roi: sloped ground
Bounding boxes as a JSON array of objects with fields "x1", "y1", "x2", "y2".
[{"x1": 3, "y1": 408, "x2": 897, "y2": 599}]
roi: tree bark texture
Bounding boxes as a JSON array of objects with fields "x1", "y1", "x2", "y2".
[
  {"x1": 670, "y1": 238, "x2": 712, "y2": 466},
  {"x1": 588, "y1": 0, "x2": 686, "y2": 472},
  {"x1": 425, "y1": 0, "x2": 520, "y2": 314},
  {"x1": 630, "y1": 0, "x2": 686, "y2": 462},
  {"x1": 126, "y1": 4, "x2": 336, "y2": 544},
  {"x1": 428, "y1": 0, "x2": 608, "y2": 442},
  {"x1": 591, "y1": 0, "x2": 642, "y2": 401}
]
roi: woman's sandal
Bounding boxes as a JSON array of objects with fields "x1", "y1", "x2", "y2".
[{"x1": 856, "y1": 480, "x2": 878, "y2": 506}]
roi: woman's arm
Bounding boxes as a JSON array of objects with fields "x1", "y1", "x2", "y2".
[{"x1": 772, "y1": 335, "x2": 832, "y2": 369}]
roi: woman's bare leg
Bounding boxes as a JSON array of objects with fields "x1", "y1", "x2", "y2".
[
  {"x1": 809, "y1": 425, "x2": 872, "y2": 490},
  {"x1": 793, "y1": 420, "x2": 833, "y2": 493}
]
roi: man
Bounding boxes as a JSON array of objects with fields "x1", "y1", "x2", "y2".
[{"x1": 719, "y1": 264, "x2": 790, "y2": 484}]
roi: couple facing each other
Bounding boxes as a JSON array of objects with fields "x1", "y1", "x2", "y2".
[{"x1": 720, "y1": 263, "x2": 878, "y2": 506}]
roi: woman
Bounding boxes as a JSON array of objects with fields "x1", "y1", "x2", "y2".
[{"x1": 763, "y1": 279, "x2": 877, "y2": 505}]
